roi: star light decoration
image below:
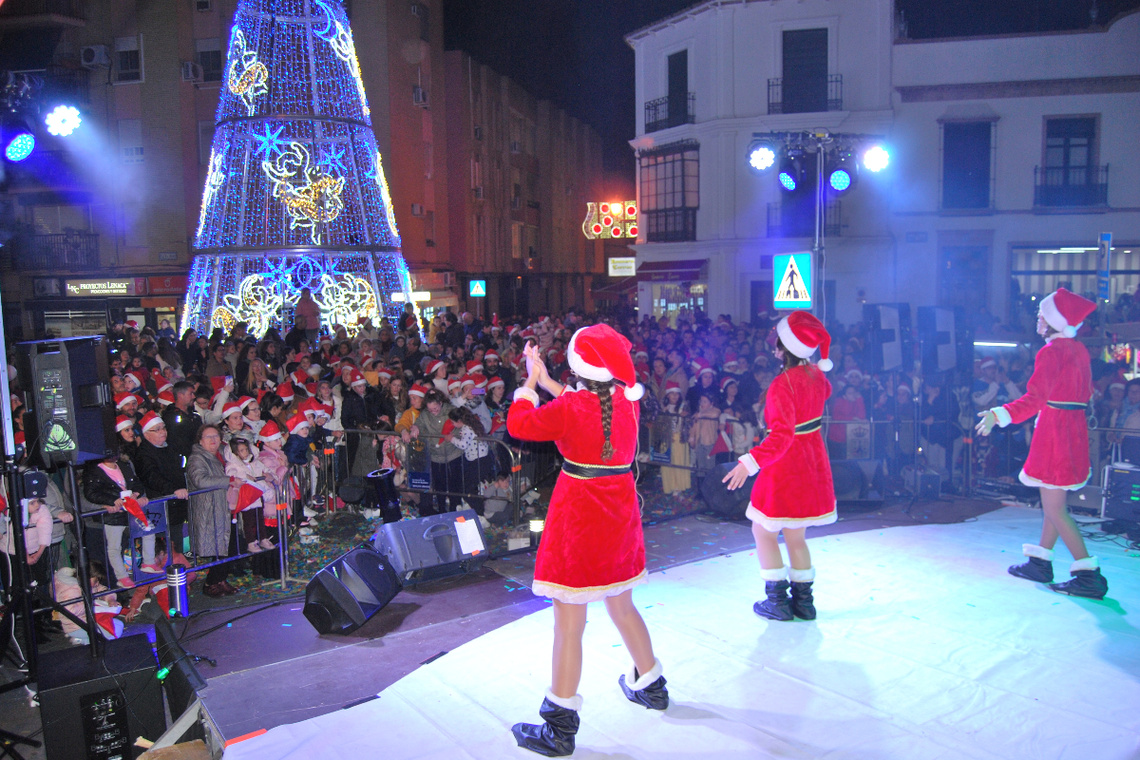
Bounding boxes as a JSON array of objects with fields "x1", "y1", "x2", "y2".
[
  {"x1": 313, "y1": 0, "x2": 371, "y2": 117},
  {"x1": 583, "y1": 201, "x2": 638, "y2": 239}
]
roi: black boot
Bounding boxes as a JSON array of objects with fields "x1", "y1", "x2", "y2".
[
  {"x1": 790, "y1": 582, "x2": 816, "y2": 620},
  {"x1": 753, "y1": 579, "x2": 793, "y2": 621},
  {"x1": 1049, "y1": 559, "x2": 1108, "y2": 600},
  {"x1": 1008, "y1": 544, "x2": 1053, "y2": 583},
  {"x1": 512, "y1": 694, "x2": 580, "y2": 757},
  {"x1": 618, "y1": 658, "x2": 669, "y2": 710}
]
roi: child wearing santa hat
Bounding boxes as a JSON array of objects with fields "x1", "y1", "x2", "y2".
[
  {"x1": 976, "y1": 287, "x2": 1108, "y2": 599},
  {"x1": 724, "y1": 310, "x2": 837, "y2": 622},
  {"x1": 508, "y1": 324, "x2": 666, "y2": 757}
]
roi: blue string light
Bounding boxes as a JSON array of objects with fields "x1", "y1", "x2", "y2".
[{"x1": 186, "y1": 0, "x2": 411, "y2": 339}]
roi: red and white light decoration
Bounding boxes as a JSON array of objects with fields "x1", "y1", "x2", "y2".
[{"x1": 583, "y1": 201, "x2": 638, "y2": 240}]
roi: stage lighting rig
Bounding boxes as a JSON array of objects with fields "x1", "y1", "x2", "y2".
[
  {"x1": 826, "y1": 151, "x2": 858, "y2": 194},
  {"x1": 778, "y1": 149, "x2": 807, "y2": 192},
  {"x1": 747, "y1": 138, "x2": 779, "y2": 174},
  {"x1": 2, "y1": 115, "x2": 35, "y2": 162},
  {"x1": 44, "y1": 104, "x2": 81, "y2": 137}
]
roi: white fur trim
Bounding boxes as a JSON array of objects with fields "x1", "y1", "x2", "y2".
[
  {"x1": 776, "y1": 316, "x2": 814, "y2": 359},
  {"x1": 1022, "y1": 544, "x2": 1054, "y2": 561},
  {"x1": 817, "y1": 358, "x2": 833, "y2": 372},
  {"x1": 544, "y1": 689, "x2": 583, "y2": 712},
  {"x1": 788, "y1": 567, "x2": 815, "y2": 583},
  {"x1": 759, "y1": 565, "x2": 788, "y2": 582},
  {"x1": 1063, "y1": 325, "x2": 1078, "y2": 338},
  {"x1": 626, "y1": 658, "x2": 664, "y2": 691},
  {"x1": 513, "y1": 386, "x2": 541, "y2": 407},
  {"x1": 1017, "y1": 468, "x2": 1091, "y2": 491},
  {"x1": 624, "y1": 383, "x2": 645, "y2": 401},
  {"x1": 746, "y1": 504, "x2": 838, "y2": 531},
  {"x1": 993, "y1": 406, "x2": 1012, "y2": 428},
  {"x1": 738, "y1": 453, "x2": 760, "y2": 476},
  {"x1": 1070, "y1": 556, "x2": 1099, "y2": 572},
  {"x1": 532, "y1": 569, "x2": 648, "y2": 604},
  {"x1": 1038, "y1": 292, "x2": 1069, "y2": 335},
  {"x1": 566, "y1": 329, "x2": 614, "y2": 383}
]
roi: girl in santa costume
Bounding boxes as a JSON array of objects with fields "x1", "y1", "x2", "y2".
[
  {"x1": 508, "y1": 324, "x2": 666, "y2": 757},
  {"x1": 723, "y1": 311, "x2": 836, "y2": 621},
  {"x1": 975, "y1": 288, "x2": 1108, "y2": 599}
]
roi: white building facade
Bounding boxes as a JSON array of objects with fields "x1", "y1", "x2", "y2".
[{"x1": 626, "y1": 0, "x2": 1140, "y2": 329}]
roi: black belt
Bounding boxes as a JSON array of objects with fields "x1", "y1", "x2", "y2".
[
  {"x1": 1046, "y1": 401, "x2": 1088, "y2": 411},
  {"x1": 561, "y1": 460, "x2": 633, "y2": 479},
  {"x1": 795, "y1": 417, "x2": 822, "y2": 435}
]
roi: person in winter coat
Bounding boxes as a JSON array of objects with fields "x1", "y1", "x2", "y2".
[
  {"x1": 415, "y1": 390, "x2": 463, "y2": 515},
  {"x1": 186, "y1": 425, "x2": 237, "y2": 597},
  {"x1": 724, "y1": 311, "x2": 837, "y2": 622},
  {"x1": 257, "y1": 421, "x2": 293, "y2": 531},
  {"x1": 225, "y1": 438, "x2": 275, "y2": 553},
  {"x1": 82, "y1": 452, "x2": 150, "y2": 588},
  {"x1": 976, "y1": 288, "x2": 1109, "y2": 599},
  {"x1": 508, "y1": 325, "x2": 667, "y2": 757}
]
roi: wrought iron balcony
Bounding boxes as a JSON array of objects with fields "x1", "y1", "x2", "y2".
[
  {"x1": 766, "y1": 201, "x2": 841, "y2": 238},
  {"x1": 767, "y1": 74, "x2": 843, "y2": 115},
  {"x1": 644, "y1": 208, "x2": 697, "y2": 243},
  {"x1": 0, "y1": 0, "x2": 86, "y2": 27},
  {"x1": 6, "y1": 232, "x2": 100, "y2": 271},
  {"x1": 1034, "y1": 165, "x2": 1108, "y2": 209},
  {"x1": 644, "y1": 93, "x2": 695, "y2": 133}
]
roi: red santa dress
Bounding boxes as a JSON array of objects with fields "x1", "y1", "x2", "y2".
[
  {"x1": 738, "y1": 364, "x2": 837, "y2": 531},
  {"x1": 992, "y1": 337, "x2": 1092, "y2": 490},
  {"x1": 507, "y1": 385, "x2": 646, "y2": 603}
]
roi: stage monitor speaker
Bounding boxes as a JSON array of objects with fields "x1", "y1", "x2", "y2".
[
  {"x1": 38, "y1": 633, "x2": 167, "y2": 760},
  {"x1": 699, "y1": 462, "x2": 755, "y2": 519},
  {"x1": 154, "y1": 614, "x2": 207, "y2": 719},
  {"x1": 16, "y1": 336, "x2": 114, "y2": 467},
  {"x1": 863, "y1": 304, "x2": 910, "y2": 372},
  {"x1": 372, "y1": 508, "x2": 488, "y2": 586},
  {"x1": 303, "y1": 544, "x2": 401, "y2": 635},
  {"x1": 1103, "y1": 466, "x2": 1140, "y2": 523}
]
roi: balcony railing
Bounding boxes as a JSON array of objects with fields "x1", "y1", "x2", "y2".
[
  {"x1": 766, "y1": 201, "x2": 841, "y2": 238},
  {"x1": 767, "y1": 74, "x2": 843, "y2": 115},
  {"x1": 644, "y1": 208, "x2": 697, "y2": 243},
  {"x1": 644, "y1": 93, "x2": 696, "y2": 133},
  {"x1": 6, "y1": 232, "x2": 100, "y2": 271},
  {"x1": 1034, "y1": 165, "x2": 1108, "y2": 209},
  {"x1": 0, "y1": 0, "x2": 86, "y2": 24}
]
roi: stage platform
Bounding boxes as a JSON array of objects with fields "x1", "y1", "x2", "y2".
[{"x1": 223, "y1": 506, "x2": 1139, "y2": 760}]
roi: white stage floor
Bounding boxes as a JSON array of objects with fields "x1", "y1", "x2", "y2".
[{"x1": 224, "y1": 507, "x2": 1140, "y2": 759}]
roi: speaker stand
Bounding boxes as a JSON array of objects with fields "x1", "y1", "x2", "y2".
[{"x1": 0, "y1": 727, "x2": 41, "y2": 760}]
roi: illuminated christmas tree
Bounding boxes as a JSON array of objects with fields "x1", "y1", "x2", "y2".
[{"x1": 183, "y1": 0, "x2": 412, "y2": 338}]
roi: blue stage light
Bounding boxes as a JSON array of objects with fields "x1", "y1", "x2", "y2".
[
  {"x1": 778, "y1": 170, "x2": 797, "y2": 191},
  {"x1": 45, "y1": 105, "x2": 82, "y2": 137},
  {"x1": 4, "y1": 132, "x2": 35, "y2": 162},
  {"x1": 828, "y1": 168, "x2": 852, "y2": 192},
  {"x1": 863, "y1": 145, "x2": 890, "y2": 172}
]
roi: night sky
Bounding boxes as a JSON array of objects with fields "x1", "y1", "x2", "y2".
[{"x1": 443, "y1": 0, "x2": 1139, "y2": 184}]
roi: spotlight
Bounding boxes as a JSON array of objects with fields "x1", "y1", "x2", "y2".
[
  {"x1": 826, "y1": 153, "x2": 857, "y2": 195},
  {"x1": 862, "y1": 145, "x2": 890, "y2": 173},
  {"x1": 746, "y1": 139, "x2": 778, "y2": 173},
  {"x1": 3, "y1": 115, "x2": 36, "y2": 162},
  {"x1": 45, "y1": 105, "x2": 82, "y2": 137},
  {"x1": 778, "y1": 150, "x2": 805, "y2": 192}
]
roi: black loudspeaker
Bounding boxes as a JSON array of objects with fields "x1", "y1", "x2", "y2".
[
  {"x1": 17, "y1": 336, "x2": 114, "y2": 467},
  {"x1": 863, "y1": 304, "x2": 911, "y2": 372},
  {"x1": 38, "y1": 634, "x2": 167, "y2": 760},
  {"x1": 303, "y1": 545, "x2": 401, "y2": 635},
  {"x1": 917, "y1": 306, "x2": 959, "y2": 373},
  {"x1": 1103, "y1": 466, "x2": 1140, "y2": 522},
  {"x1": 699, "y1": 462, "x2": 755, "y2": 519},
  {"x1": 154, "y1": 614, "x2": 207, "y2": 719}
]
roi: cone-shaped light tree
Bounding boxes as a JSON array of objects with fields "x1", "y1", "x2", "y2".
[{"x1": 182, "y1": 0, "x2": 413, "y2": 339}]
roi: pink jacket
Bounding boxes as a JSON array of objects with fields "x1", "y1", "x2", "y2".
[{"x1": 224, "y1": 449, "x2": 271, "y2": 512}]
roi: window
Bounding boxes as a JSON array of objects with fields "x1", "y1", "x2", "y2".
[
  {"x1": 115, "y1": 35, "x2": 142, "y2": 83},
  {"x1": 32, "y1": 205, "x2": 90, "y2": 234},
  {"x1": 1044, "y1": 117, "x2": 1095, "y2": 183},
  {"x1": 942, "y1": 121, "x2": 993, "y2": 210},
  {"x1": 781, "y1": 29, "x2": 827, "y2": 114},
  {"x1": 198, "y1": 121, "x2": 215, "y2": 165},
  {"x1": 639, "y1": 140, "x2": 699, "y2": 242},
  {"x1": 119, "y1": 119, "x2": 143, "y2": 164},
  {"x1": 411, "y1": 2, "x2": 430, "y2": 42},
  {"x1": 195, "y1": 38, "x2": 223, "y2": 82}
]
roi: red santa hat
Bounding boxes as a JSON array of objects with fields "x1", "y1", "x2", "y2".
[
  {"x1": 566, "y1": 324, "x2": 644, "y2": 401},
  {"x1": 447, "y1": 377, "x2": 462, "y2": 393},
  {"x1": 276, "y1": 382, "x2": 295, "y2": 403},
  {"x1": 124, "y1": 371, "x2": 145, "y2": 389},
  {"x1": 238, "y1": 396, "x2": 256, "y2": 412},
  {"x1": 259, "y1": 420, "x2": 283, "y2": 442},
  {"x1": 221, "y1": 401, "x2": 242, "y2": 419},
  {"x1": 466, "y1": 360, "x2": 484, "y2": 374},
  {"x1": 139, "y1": 411, "x2": 164, "y2": 433},
  {"x1": 115, "y1": 415, "x2": 133, "y2": 433},
  {"x1": 125, "y1": 319, "x2": 139, "y2": 330},
  {"x1": 405, "y1": 383, "x2": 426, "y2": 399},
  {"x1": 979, "y1": 357, "x2": 997, "y2": 370},
  {"x1": 233, "y1": 483, "x2": 264, "y2": 515},
  {"x1": 720, "y1": 376, "x2": 738, "y2": 392},
  {"x1": 286, "y1": 413, "x2": 311, "y2": 435},
  {"x1": 152, "y1": 370, "x2": 172, "y2": 392},
  {"x1": 1039, "y1": 287, "x2": 1096, "y2": 338},
  {"x1": 470, "y1": 373, "x2": 487, "y2": 389},
  {"x1": 776, "y1": 311, "x2": 833, "y2": 371},
  {"x1": 303, "y1": 382, "x2": 318, "y2": 397},
  {"x1": 349, "y1": 369, "x2": 367, "y2": 387},
  {"x1": 375, "y1": 367, "x2": 393, "y2": 380},
  {"x1": 114, "y1": 392, "x2": 139, "y2": 410},
  {"x1": 290, "y1": 368, "x2": 308, "y2": 386},
  {"x1": 319, "y1": 402, "x2": 335, "y2": 419},
  {"x1": 484, "y1": 350, "x2": 500, "y2": 362},
  {"x1": 664, "y1": 380, "x2": 682, "y2": 395},
  {"x1": 486, "y1": 376, "x2": 505, "y2": 391},
  {"x1": 210, "y1": 376, "x2": 232, "y2": 393},
  {"x1": 299, "y1": 398, "x2": 320, "y2": 417},
  {"x1": 156, "y1": 389, "x2": 175, "y2": 406},
  {"x1": 460, "y1": 375, "x2": 475, "y2": 388},
  {"x1": 439, "y1": 419, "x2": 456, "y2": 445},
  {"x1": 426, "y1": 359, "x2": 446, "y2": 376}
]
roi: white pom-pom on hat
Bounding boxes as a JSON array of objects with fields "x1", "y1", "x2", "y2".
[
  {"x1": 776, "y1": 311, "x2": 832, "y2": 371},
  {"x1": 1039, "y1": 287, "x2": 1094, "y2": 338},
  {"x1": 818, "y1": 358, "x2": 834, "y2": 372},
  {"x1": 624, "y1": 383, "x2": 645, "y2": 401}
]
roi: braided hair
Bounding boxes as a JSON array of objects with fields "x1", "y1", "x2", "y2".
[{"x1": 584, "y1": 379, "x2": 616, "y2": 461}]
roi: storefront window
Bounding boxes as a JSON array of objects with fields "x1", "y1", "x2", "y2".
[{"x1": 650, "y1": 282, "x2": 706, "y2": 326}]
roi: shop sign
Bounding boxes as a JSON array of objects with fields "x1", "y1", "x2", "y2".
[
  {"x1": 608, "y1": 257, "x2": 636, "y2": 277},
  {"x1": 65, "y1": 278, "x2": 146, "y2": 297},
  {"x1": 147, "y1": 275, "x2": 189, "y2": 295}
]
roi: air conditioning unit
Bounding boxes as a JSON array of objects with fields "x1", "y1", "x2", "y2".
[
  {"x1": 473, "y1": 126, "x2": 483, "y2": 140},
  {"x1": 181, "y1": 61, "x2": 203, "y2": 82},
  {"x1": 441, "y1": 271, "x2": 455, "y2": 287},
  {"x1": 412, "y1": 85, "x2": 429, "y2": 107},
  {"x1": 510, "y1": 197, "x2": 521, "y2": 210},
  {"x1": 80, "y1": 45, "x2": 110, "y2": 69},
  {"x1": 410, "y1": 203, "x2": 425, "y2": 217},
  {"x1": 33, "y1": 278, "x2": 62, "y2": 297},
  {"x1": 425, "y1": 239, "x2": 435, "y2": 247},
  {"x1": 510, "y1": 140, "x2": 521, "y2": 153},
  {"x1": 196, "y1": 0, "x2": 212, "y2": 10},
  {"x1": 472, "y1": 186, "x2": 484, "y2": 200}
]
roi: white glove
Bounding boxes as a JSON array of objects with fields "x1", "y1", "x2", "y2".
[{"x1": 975, "y1": 409, "x2": 999, "y2": 436}]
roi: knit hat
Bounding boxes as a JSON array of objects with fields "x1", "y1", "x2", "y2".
[
  {"x1": 776, "y1": 311, "x2": 833, "y2": 371},
  {"x1": 259, "y1": 420, "x2": 283, "y2": 442},
  {"x1": 1039, "y1": 287, "x2": 1096, "y2": 338},
  {"x1": 286, "y1": 413, "x2": 310, "y2": 435},
  {"x1": 115, "y1": 415, "x2": 133, "y2": 433},
  {"x1": 139, "y1": 411, "x2": 164, "y2": 433},
  {"x1": 566, "y1": 324, "x2": 644, "y2": 401}
]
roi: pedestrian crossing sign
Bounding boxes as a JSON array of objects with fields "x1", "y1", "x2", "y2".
[
  {"x1": 469, "y1": 280, "x2": 486, "y2": 297},
  {"x1": 773, "y1": 252, "x2": 812, "y2": 310}
]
